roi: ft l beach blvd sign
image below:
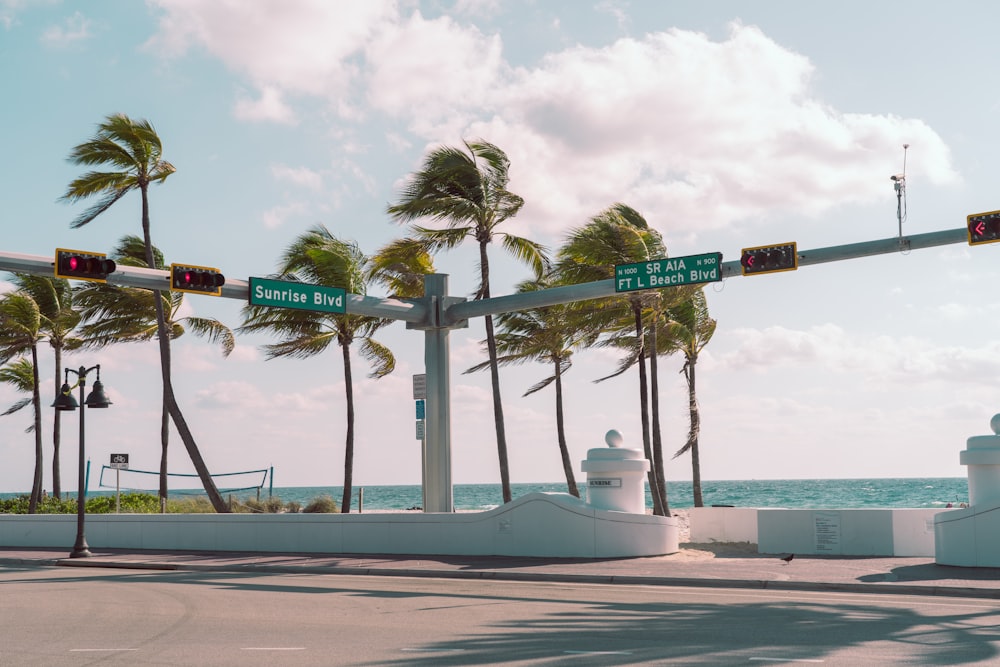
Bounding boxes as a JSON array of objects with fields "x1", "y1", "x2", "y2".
[
  {"x1": 249, "y1": 276, "x2": 346, "y2": 314},
  {"x1": 615, "y1": 252, "x2": 723, "y2": 293}
]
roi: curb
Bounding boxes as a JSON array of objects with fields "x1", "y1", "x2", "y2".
[{"x1": 19, "y1": 557, "x2": 998, "y2": 601}]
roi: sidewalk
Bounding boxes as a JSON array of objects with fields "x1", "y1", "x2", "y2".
[{"x1": 3, "y1": 543, "x2": 1000, "y2": 599}]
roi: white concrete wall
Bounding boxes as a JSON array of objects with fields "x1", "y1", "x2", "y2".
[
  {"x1": 0, "y1": 492, "x2": 678, "y2": 559},
  {"x1": 935, "y1": 503, "x2": 1000, "y2": 567},
  {"x1": 688, "y1": 507, "x2": 758, "y2": 544},
  {"x1": 689, "y1": 507, "x2": 942, "y2": 557}
]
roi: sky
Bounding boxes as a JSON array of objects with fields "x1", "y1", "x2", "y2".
[{"x1": 1, "y1": 0, "x2": 999, "y2": 498}]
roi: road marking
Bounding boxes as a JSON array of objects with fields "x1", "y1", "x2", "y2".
[
  {"x1": 70, "y1": 649, "x2": 138, "y2": 652},
  {"x1": 401, "y1": 648, "x2": 466, "y2": 652},
  {"x1": 565, "y1": 650, "x2": 633, "y2": 655},
  {"x1": 749, "y1": 658, "x2": 824, "y2": 663},
  {"x1": 242, "y1": 647, "x2": 306, "y2": 651}
]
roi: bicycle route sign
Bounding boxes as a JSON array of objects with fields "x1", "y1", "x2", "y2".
[
  {"x1": 110, "y1": 453, "x2": 129, "y2": 470},
  {"x1": 614, "y1": 252, "x2": 723, "y2": 292}
]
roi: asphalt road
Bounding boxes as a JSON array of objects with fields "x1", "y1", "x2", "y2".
[{"x1": 3, "y1": 565, "x2": 1000, "y2": 665}]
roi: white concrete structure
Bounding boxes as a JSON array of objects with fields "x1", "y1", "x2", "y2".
[
  {"x1": 688, "y1": 507, "x2": 758, "y2": 544},
  {"x1": 759, "y1": 508, "x2": 940, "y2": 557},
  {"x1": 0, "y1": 492, "x2": 678, "y2": 558},
  {"x1": 689, "y1": 506, "x2": 942, "y2": 557},
  {"x1": 936, "y1": 415, "x2": 1000, "y2": 567},
  {"x1": 580, "y1": 430, "x2": 650, "y2": 514}
]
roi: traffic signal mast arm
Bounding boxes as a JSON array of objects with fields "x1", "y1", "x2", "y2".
[
  {"x1": 0, "y1": 225, "x2": 977, "y2": 326},
  {"x1": 449, "y1": 226, "x2": 972, "y2": 320},
  {"x1": 718, "y1": 227, "x2": 968, "y2": 280}
]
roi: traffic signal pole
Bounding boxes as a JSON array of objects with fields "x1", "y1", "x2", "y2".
[{"x1": 0, "y1": 225, "x2": 976, "y2": 511}]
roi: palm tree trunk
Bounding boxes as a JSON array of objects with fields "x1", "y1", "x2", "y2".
[
  {"x1": 647, "y1": 318, "x2": 669, "y2": 515},
  {"x1": 159, "y1": 393, "x2": 169, "y2": 509},
  {"x1": 341, "y1": 340, "x2": 355, "y2": 513},
  {"x1": 29, "y1": 345, "x2": 43, "y2": 514},
  {"x1": 479, "y1": 242, "x2": 512, "y2": 504},
  {"x1": 140, "y1": 185, "x2": 227, "y2": 513},
  {"x1": 685, "y1": 356, "x2": 704, "y2": 507},
  {"x1": 633, "y1": 304, "x2": 664, "y2": 516},
  {"x1": 554, "y1": 358, "x2": 579, "y2": 498},
  {"x1": 52, "y1": 345, "x2": 62, "y2": 500}
]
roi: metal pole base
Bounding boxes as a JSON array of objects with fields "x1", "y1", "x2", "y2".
[{"x1": 70, "y1": 537, "x2": 92, "y2": 558}]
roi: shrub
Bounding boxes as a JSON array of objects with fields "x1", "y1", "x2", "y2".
[
  {"x1": 166, "y1": 496, "x2": 215, "y2": 513},
  {"x1": 303, "y1": 495, "x2": 337, "y2": 513}
]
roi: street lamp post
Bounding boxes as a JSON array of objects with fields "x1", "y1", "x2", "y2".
[{"x1": 53, "y1": 364, "x2": 112, "y2": 559}]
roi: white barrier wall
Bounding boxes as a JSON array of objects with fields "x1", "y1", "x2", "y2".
[
  {"x1": 688, "y1": 507, "x2": 758, "y2": 544},
  {"x1": 689, "y1": 507, "x2": 942, "y2": 557},
  {"x1": 0, "y1": 492, "x2": 678, "y2": 559}
]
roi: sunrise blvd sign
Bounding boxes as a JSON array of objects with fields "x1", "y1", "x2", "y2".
[
  {"x1": 249, "y1": 276, "x2": 346, "y2": 314},
  {"x1": 614, "y1": 252, "x2": 723, "y2": 293}
]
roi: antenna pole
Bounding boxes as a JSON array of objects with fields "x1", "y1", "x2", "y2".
[{"x1": 896, "y1": 144, "x2": 909, "y2": 247}]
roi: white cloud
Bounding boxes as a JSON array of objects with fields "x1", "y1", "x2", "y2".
[
  {"x1": 271, "y1": 163, "x2": 322, "y2": 190},
  {"x1": 480, "y1": 23, "x2": 960, "y2": 237},
  {"x1": 261, "y1": 201, "x2": 308, "y2": 229},
  {"x1": 364, "y1": 10, "x2": 505, "y2": 129},
  {"x1": 710, "y1": 324, "x2": 1000, "y2": 387},
  {"x1": 234, "y1": 85, "x2": 296, "y2": 124},
  {"x1": 40, "y1": 10, "x2": 91, "y2": 46},
  {"x1": 148, "y1": 0, "x2": 396, "y2": 111},
  {"x1": 147, "y1": 5, "x2": 960, "y2": 241},
  {"x1": 194, "y1": 379, "x2": 338, "y2": 412}
]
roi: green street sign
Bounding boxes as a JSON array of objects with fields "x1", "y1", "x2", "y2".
[
  {"x1": 248, "y1": 277, "x2": 346, "y2": 314},
  {"x1": 614, "y1": 252, "x2": 723, "y2": 293}
]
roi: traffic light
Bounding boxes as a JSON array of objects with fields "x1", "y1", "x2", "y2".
[
  {"x1": 54, "y1": 248, "x2": 116, "y2": 283},
  {"x1": 740, "y1": 242, "x2": 798, "y2": 276},
  {"x1": 170, "y1": 263, "x2": 225, "y2": 296},
  {"x1": 967, "y1": 210, "x2": 1000, "y2": 245}
]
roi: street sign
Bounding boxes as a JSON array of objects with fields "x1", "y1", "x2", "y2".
[
  {"x1": 412, "y1": 373, "x2": 426, "y2": 399},
  {"x1": 248, "y1": 276, "x2": 346, "y2": 314},
  {"x1": 110, "y1": 453, "x2": 129, "y2": 470},
  {"x1": 614, "y1": 252, "x2": 722, "y2": 293},
  {"x1": 416, "y1": 420, "x2": 425, "y2": 440},
  {"x1": 415, "y1": 399, "x2": 425, "y2": 420}
]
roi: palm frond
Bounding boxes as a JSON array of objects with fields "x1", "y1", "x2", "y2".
[
  {"x1": 181, "y1": 317, "x2": 236, "y2": 357},
  {"x1": 523, "y1": 374, "x2": 556, "y2": 397},
  {"x1": 2, "y1": 397, "x2": 31, "y2": 418},
  {"x1": 499, "y1": 234, "x2": 550, "y2": 279},
  {"x1": 367, "y1": 237, "x2": 435, "y2": 298},
  {"x1": 358, "y1": 337, "x2": 395, "y2": 379}
]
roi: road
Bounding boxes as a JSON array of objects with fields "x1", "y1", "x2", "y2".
[{"x1": 2, "y1": 564, "x2": 999, "y2": 665}]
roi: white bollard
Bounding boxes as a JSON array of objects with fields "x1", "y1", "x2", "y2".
[{"x1": 580, "y1": 429, "x2": 650, "y2": 513}]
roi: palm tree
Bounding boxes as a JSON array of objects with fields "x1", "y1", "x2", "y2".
[
  {"x1": 557, "y1": 203, "x2": 671, "y2": 515},
  {"x1": 240, "y1": 225, "x2": 415, "y2": 513},
  {"x1": 465, "y1": 275, "x2": 595, "y2": 497},
  {"x1": 387, "y1": 139, "x2": 548, "y2": 504},
  {"x1": 9, "y1": 275, "x2": 82, "y2": 500},
  {"x1": 668, "y1": 290, "x2": 717, "y2": 507},
  {"x1": 74, "y1": 235, "x2": 235, "y2": 506},
  {"x1": 0, "y1": 293, "x2": 46, "y2": 512},
  {"x1": 61, "y1": 113, "x2": 228, "y2": 512}
]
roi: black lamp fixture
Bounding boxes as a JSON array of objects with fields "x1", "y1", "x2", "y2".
[{"x1": 53, "y1": 364, "x2": 111, "y2": 558}]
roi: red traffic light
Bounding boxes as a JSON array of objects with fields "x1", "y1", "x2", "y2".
[
  {"x1": 170, "y1": 263, "x2": 225, "y2": 296},
  {"x1": 967, "y1": 211, "x2": 1000, "y2": 245},
  {"x1": 54, "y1": 249, "x2": 116, "y2": 283},
  {"x1": 740, "y1": 242, "x2": 797, "y2": 276}
]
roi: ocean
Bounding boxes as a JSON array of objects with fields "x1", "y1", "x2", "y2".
[
  {"x1": 2, "y1": 478, "x2": 969, "y2": 511},
  {"x1": 80, "y1": 478, "x2": 974, "y2": 511}
]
